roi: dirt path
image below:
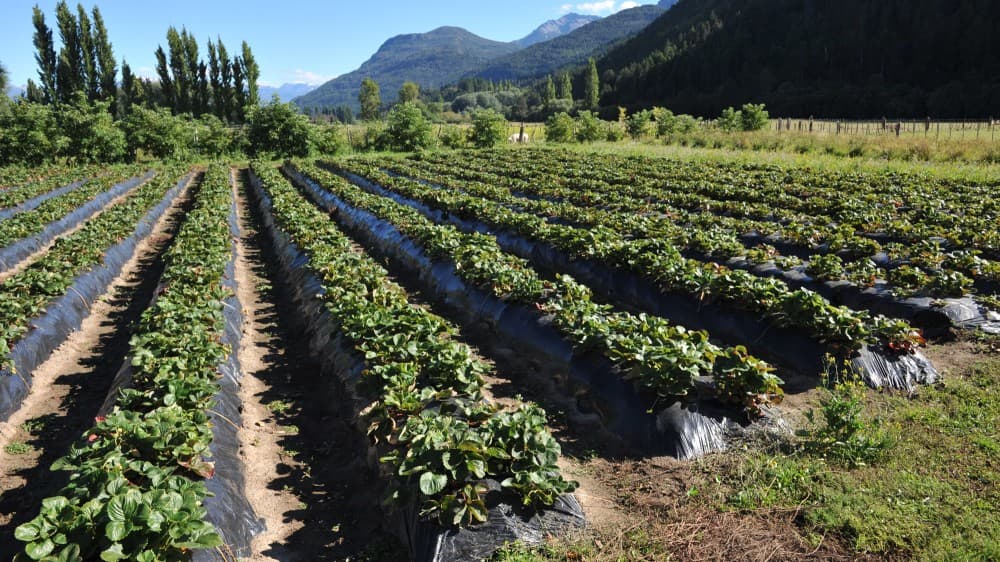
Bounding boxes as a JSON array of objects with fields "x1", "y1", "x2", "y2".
[
  {"x1": 0, "y1": 176, "x2": 196, "y2": 555},
  {"x1": 233, "y1": 169, "x2": 404, "y2": 561}
]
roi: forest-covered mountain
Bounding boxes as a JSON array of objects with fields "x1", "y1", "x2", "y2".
[
  {"x1": 259, "y1": 83, "x2": 316, "y2": 102},
  {"x1": 599, "y1": 0, "x2": 1000, "y2": 118},
  {"x1": 294, "y1": 26, "x2": 521, "y2": 110},
  {"x1": 516, "y1": 14, "x2": 599, "y2": 47},
  {"x1": 471, "y1": 5, "x2": 665, "y2": 82}
]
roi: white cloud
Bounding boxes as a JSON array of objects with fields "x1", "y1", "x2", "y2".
[
  {"x1": 290, "y1": 69, "x2": 336, "y2": 86},
  {"x1": 560, "y1": 1, "x2": 646, "y2": 15}
]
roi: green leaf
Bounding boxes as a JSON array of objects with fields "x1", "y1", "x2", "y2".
[
  {"x1": 106, "y1": 496, "x2": 126, "y2": 522},
  {"x1": 25, "y1": 538, "x2": 55, "y2": 560},
  {"x1": 419, "y1": 471, "x2": 448, "y2": 496},
  {"x1": 105, "y1": 521, "x2": 128, "y2": 542},
  {"x1": 14, "y1": 521, "x2": 41, "y2": 542},
  {"x1": 99, "y1": 543, "x2": 125, "y2": 562}
]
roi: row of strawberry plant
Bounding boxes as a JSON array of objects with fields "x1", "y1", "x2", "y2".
[
  {"x1": 14, "y1": 164, "x2": 233, "y2": 562},
  {"x1": 250, "y1": 162, "x2": 576, "y2": 527},
  {"x1": 429, "y1": 149, "x2": 999, "y2": 258},
  {"x1": 0, "y1": 164, "x2": 147, "y2": 248},
  {"x1": 292, "y1": 161, "x2": 782, "y2": 413},
  {"x1": 330, "y1": 159, "x2": 924, "y2": 355},
  {"x1": 0, "y1": 165, "x2": 185, "y2": 369},
  {"x1": 0, "y1": 164, "x2": 103, "y2": 210},
  {"x1": 390, "y1": 156, "x2": 995, "y2": 300},
  {"x1": 440, "y1": 148, "x2": 995, "y2": 238}
]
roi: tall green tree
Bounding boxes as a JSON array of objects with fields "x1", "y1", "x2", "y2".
[
  {"x1": 182, "y1": 29, "x2": 199, "y2": 113},
  {"x1": 55, "y1": 1, "x2": 83, "y2": 102},
  {"x1": 398, "y1": 81, "x2": 420, "y2": 104},
  {"x1": 241, "y1": 41, "x2": 259, "y2": 107},
  {"x1": 558, "y1": 72, "x2": 572, "y2": 101},
  {"x1": 0, "y1": 61, "x2": 7, "y2": 101},
  {"x1": 32, "y1": 6, "x2": 58, "y2": 103},
  {"x1": 232, "y1": 57, "x2": 246, "y2": 122},
  {"x1": 207, "y1": 40, "x2": 223, "y2": 118},
  {"x1": 358, "y1": 77, "x2": 381, "y2": 121},
  {"x1": 153, "y1": 46, "x2": 173, "y2": 110},
  {"x1": 119, "y1": 60, "x2": 136, "y2": 117},
  {"x1": 543, "y1": 74, "x2": 556, "y2": 104},
  {"x1": 583, "y1": 57, "x2": 599, "y2": 110},
  {"x1": 91, "y1": 7, "x2": 116, "y2": 109},
  {"x1": 165, "y1": 27, "x2": 189, "y2": 112},
  {"x1": 217, "y1": 39, "x2": 233, "y2": 120},
  {"x1": 26, "y1": 80, "x2": 44, "y2": 103},
  {"x1": 76, "y1": 4, "x2": 98, "y2": 100}
]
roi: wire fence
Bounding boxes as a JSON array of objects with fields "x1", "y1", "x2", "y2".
[{"x1": 770, "y1": 118, "x2": 1000, "y2": 141}]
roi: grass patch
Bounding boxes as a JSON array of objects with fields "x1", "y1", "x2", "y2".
[
  {"x1": 4, "y1": 442, "x2": 33, "y2": 455},
  {"x1": 709, "y1": 356, "x2": 1000, "y2": 560}
]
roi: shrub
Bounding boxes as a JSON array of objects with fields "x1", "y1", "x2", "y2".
[
  {"x1": 245, "y1": 99, "x2": 312, "y2": 158},
  {"x1": 0, "y1": 100, "x2": 61, "y2": 166},
  {"x1": 469, "y1": 108, "x2": 507, "y2": 149},
  {"x1": 740, "y1": 103, "x2": 770, "y2": 131},
  {"x1": 801, "y1": 376, "x2": 892, "y2": 468},
  {"x1": 575, "y1": 110, "x2": 603, "y2": 143},
  {"x1": 625, "y1": 109, "x2": 652, "y2": 140},
  {"x1": 717, "y1": 106, "x2": 743, "y2": 132},
  {"x1": 385, "y1": 101, "x2": 434, "y2": 152},
  {"x1": 59, "y1": 96, "x2": 126, "y2": 163},
  {"x1": 544, "y1": 112, "x2": 575, "y2": 143},
  {"x1": 309, "y1": 122, "x2": 347, "y2": 155},
  {"x1": 439, "y1": 125, "x2": 468, "y2": 149}
]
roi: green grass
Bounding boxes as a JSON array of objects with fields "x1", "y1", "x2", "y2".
[
  {"x1": 4, "y1": 442, "x2": 33, "y2": 455},
  {"x1": 712, "y1": 356, "x2": 1000, "y2": 560}
]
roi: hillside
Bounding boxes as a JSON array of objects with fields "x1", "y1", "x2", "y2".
[
  {"x1": 599, "y1": 0, "x2": 1000, "y2": 118},
  {"x1": 259, "y1": 83, "x2": 316, "y2": 102},
  {"x1": 472, "y1": 5, "x2": 665, "y2": 82},
  {"x1": 516, "y1": 13, "x2": 599, "y2": 47},
  {"x1": 294, "y1": 26, "x2": 521, "y2": 110}
]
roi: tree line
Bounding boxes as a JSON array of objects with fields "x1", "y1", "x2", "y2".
[{"x1": 24, "y1": 2, "x2": 260, "y2": 122}]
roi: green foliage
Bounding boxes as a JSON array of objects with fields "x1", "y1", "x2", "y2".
[
  {"x1": 801, "y1": 372, "x2": 892, "y2": 468},
  {"x1": 583, "y1": 58, "x2": 599, "y2": 110},
  {"x1": 0, "y1": 100, "x2": 62, "y2": 166},
  {"x1": 398, "y1": 81, "x2": 420, "y2": 104},
  {"x1": 58, "y1": 96, "x2": 126, "y2": 163},
  {"x1": 544, "y1": 112, "x2": 575, "y2": 143},
  {"x1": 309, "y1": 122, "x2": 347, "y2": 156},
  {"x1": 121, "y1": 106, "x2": 185, "y2": 159},
  {"x1": 358, "y1": 77, "x2": 382, "y2": 121},
  {"x1": 574, "y1": 110, "x2": 602, "y2": 143},
  {"x1": 439, "y1": 125, "x2": 468, "y2": 149},
  {"x1": 740, "y1": 103, "x2": 769, "y2": 131},
  {"x1": 469, "y1": 109, "x2": 507, "y2": 149},
  {"x1": 385, "y1": 101, "x2": 435, "y2": 152},
  {"x1": 245, "y1": 99, "x2": 311, "y2": 157},
  {"x1": 717, "y1": 106, "x2": 742, "y2": 132},
  {"x1": 625, "y1": 109, "x2": 652, "y2": 139}
]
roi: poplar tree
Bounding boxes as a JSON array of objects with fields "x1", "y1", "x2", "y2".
[
  {"x1": 32, "y1": 6, "x2": 58, "y2": 104},
  {"x1": 359, "y1": 77, "x2": 381, "y2": 121},
  {"x1": 154, "y1": 46, "x2": 173, "y2": 110},
  {"x1": 232, "y1": 57, "x2": 246, "y2": 122},
  {"x1": 119, "y1": 60, "x2": 136, "y2": 117},
  {"x1": 543, "y1": 74, "x2": 556, "y2": 104},
  {"x1": 77, "y1": 4, "x2": 98, "y2": 100},
  {"x1": 558, "y1": 72, "x2": 572, "y2": 101},
  {"x1": 207, "y1": 40, "x2": 223, "y2": 118},
  {"x1": 92, "y1": 7, "x2": 116, "y2": 108},
  {"x1": 55, "y1": 1, "x2": 83, "y2": 102},
  {"x1": 583, "y1": 58, "x2": 599, "y2": 110},
  {"x1": 241, "y1": 41, "x2": 259, "y2": 107},
  {"x1": 218, "y1": 39, "x2": 233, "y2": 121}
]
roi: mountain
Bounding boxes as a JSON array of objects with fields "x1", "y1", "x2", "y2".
[
  {"x1": 294, "y1": 26, "x2": 521, "y2": 110},
  {"x1": 658, "y1": 0, "x2": 680, "y2": 8},
  {"x1": 259, "y1": 83, "x2": 317, "y2": 103},
  {"x1": 516, "y1": 13, "x2": 600, "y2": 47},
  {"x1": 599, "y1": 0, "x2": 1000, "y2": 118},
  {"x1": 471, "y1": 5, "x2": 665, "y2": 82}
]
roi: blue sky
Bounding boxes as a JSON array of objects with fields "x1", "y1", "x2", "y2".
[{"x1": 1, "y1": 1, "x2": 657, "y2": 88}]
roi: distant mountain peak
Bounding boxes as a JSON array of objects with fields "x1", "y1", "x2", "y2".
[{"x1": 517, "y1": 13, "x2": 601, "y2": 47}]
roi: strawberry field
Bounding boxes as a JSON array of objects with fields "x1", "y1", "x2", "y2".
[{"x1": 0, "y1": 148, "x2": 997, "y2": 561}]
